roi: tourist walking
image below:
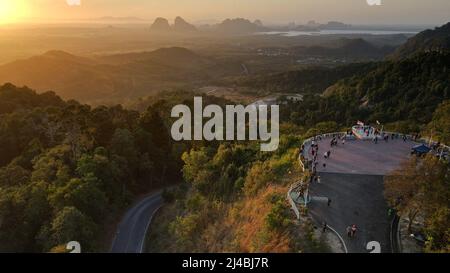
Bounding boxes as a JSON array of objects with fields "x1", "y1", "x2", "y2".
[{"x1": 351, "y1": 224, "x2": 357, "y2": 237}]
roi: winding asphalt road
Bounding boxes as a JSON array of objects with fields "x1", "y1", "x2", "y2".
[{"x1": 111, "y1": 191, "x2": 163, "y2": 253}]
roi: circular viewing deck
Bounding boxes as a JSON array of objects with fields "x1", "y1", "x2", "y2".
[
  {"x1": 305, "y1": 136, "x2": 416, "y2": 176},
  {"x1": 295, "y1": 134, "x2": 420, "y2": 253}
]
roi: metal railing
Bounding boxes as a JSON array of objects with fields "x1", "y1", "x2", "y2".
[
  {"x1": 291, "y1": 130, "x2": 449, "y2": 214},
  {"x1": 289, "y1": 132, "x2": 348, "y2": 219},
  {"x1": 287, "y1": 184, "x2": 300, "y2": 220},
  {"x1": 298, "y1": 132, "x2": 348, "y2": 172},
  {"x1": 383, "y1": 131, "x2": 450, "y2": 159},
  {"x1": 290, "y1": 130, "x2": 448, "y2": 253}
]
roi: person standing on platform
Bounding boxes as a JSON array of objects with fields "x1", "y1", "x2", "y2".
[{"x1": 322, "y1": 222, "x2": 328, "y2": 233}]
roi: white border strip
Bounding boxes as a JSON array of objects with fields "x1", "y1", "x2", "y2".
[
  {"x1": 139, "y1": 204, "x2": 163, "y2": 253},
  {"x1": 326, "y1": 225, "x2": 348, "y2": 253}
]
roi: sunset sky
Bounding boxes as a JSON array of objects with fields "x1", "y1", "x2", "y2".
[{"x1": 0, "y1": 0, "x2": 449, "y2": 25}]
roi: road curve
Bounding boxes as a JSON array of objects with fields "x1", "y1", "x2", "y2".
[{"x1": 111, "y1": 191, "x2": 163, "y2": 253}]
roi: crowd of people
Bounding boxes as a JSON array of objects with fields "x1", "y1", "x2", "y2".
[
  {"x1": 373, "y1": 132, "x2": 409, "y2": 144},
  {"x1": 301, "y1": 128, "x2": 450, "y2": 247},
  {"x1": 306, "y1": 134, "x2": 346, "y2": 181},
  {"x1": 304, "y1": 133, "x2": 363, "y2": 241}
]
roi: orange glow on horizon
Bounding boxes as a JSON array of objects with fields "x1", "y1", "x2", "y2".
[{"x1": 0, "y1": 0, "x2": 29, "y2": 24}]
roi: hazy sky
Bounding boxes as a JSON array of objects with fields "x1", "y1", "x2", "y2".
[{"x1": 2, "y1": 0, "x2": 450, "y2": 25}]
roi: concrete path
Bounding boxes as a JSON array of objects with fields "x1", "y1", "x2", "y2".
[
  {"x1": 306, "y1": 138, "x2": 416, "y2": 175},
  {"x1": 308, "y1": 173, "x2": 391, "y2": 253},
  {"x1": 304, "y1": 138, "x2": 417, "y2": 253}
]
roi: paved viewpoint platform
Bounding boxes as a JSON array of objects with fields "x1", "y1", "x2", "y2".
[
  {"x1": 304, "y1": 138, "x2": 417, "y2": 253},
  {"x1": 307, "y1": 138, "x2": 416, "y2": 175}
]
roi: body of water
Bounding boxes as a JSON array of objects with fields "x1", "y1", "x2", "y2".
[{"x1": 258, "y1": 29, "x2": 419, "y2": 36}]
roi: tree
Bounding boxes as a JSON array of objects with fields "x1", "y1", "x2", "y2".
[
  {"x1": 305, "y1": 121, "x2": 339, "y2": 138},
  {"x1": 169, "y1": 214, "x2": 201, "y2": 249},
  {"x1": 39, "y1": 206, "x2": 97, "y2": 252},
  {"x1": 243, "y1": 161, "x2": 274, "y2": 196},
  {"x1": 109, "y1": 128, "x2": 138, "y2": 162},
  {"x1": 0, "y1": 163, "x2": 30, "y2": 187},
  {"x1": 182, "y1": 148, "x2": 215, "y2": 195},
  {"x1": 265, "y1": 195, "x2": 290, "y2": 231},
  {"x1": 426, "y1": 100, "x2": 450, "y2": 144},
  {"x1": 384, "y1": 154, "x2": 449, "y2": 252},
  {"x1": 0, "y1": 83, "x2": 187, "y2": 252},
  {"x1": 49, "y1": 176, "x2": 108, "y2": 220},
  {"x1": 424, "y1": 206, "x2": 450, "y2": 253},
  {"x1": 30, "y1": 145, "x2": 73, "y2": 185},
  {"x1": 0, "y1": 181, "x2": 50, "y2": 252},
  {"x1": 385, "y1": 156, "x2": 427, "y2": 232},
  {"x1": 140, "y1": 108, "x2": 171, "y2": 151}
]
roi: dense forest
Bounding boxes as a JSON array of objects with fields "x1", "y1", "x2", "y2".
[
  {"x1": 234, "y1": 62, "x2": 378, "y2": 94},
  {"x1": 385, "y1": 154, "x2": 449, "y2": 252},
  {"x1": 0, "y1": 84, "x2": 324, "y2": 253},
  {"x1": 0, "y1": 84, "x2": 180, "y2": 252},
  {"x1": 389, "y1": 22, "x2": 450, "y2": 60},
  {"x1": 147, "y1": 125, "x2": 331, "y2": 253},
  {"x1": 280, "y1": 52, "x2": 450, "y2": 132}
]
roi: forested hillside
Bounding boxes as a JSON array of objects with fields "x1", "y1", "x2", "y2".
[
  {"x1": 282, "y1": 52, "x2": 450, "y2": 128},
  {"x1": 234, "y1": 62, "x2": 378, "y2": 94},
  {"x1": 390, "y1": 22, "x2": 450, "y2": 60},
  {"x1": 147, "y1": 127, "x2": 329, "y2": 253},
  {"x1": 0, "y1": 83, "x2": 65, "y2": 115},
  {"x1": 0, "y1": 48, "x2": 243, "y2": 103},
  {"x1": 0, "y1": 84, "x2": 180, "y2": 252}
]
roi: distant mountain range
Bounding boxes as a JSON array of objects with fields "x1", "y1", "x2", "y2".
[
  {"x1": 214, "y1": 18, "x2": 267, "y2": 34},
  {"x1": 149, "y1": 16, "x2": 266, "y2": 35},
  {"x1": 0, "y1": 22, "x2": 448, "y2": 104},
  {"x1": 0, "y1": 38, "x2": 400, "y2": 103},
  {"x1": 97, "y1": 47, "x2": 211, "y2": 68},
  {"x1": 150, "y1": 17, "x2": 198, "y2": 33},
  {"x1": 147, "y1": 17, "x2": 425, "y2": 36},
  {"x1": 303, "y1": 21, "x2": 351, "y2": 31},
  {"x1": 0, "y1": 48, "x2": 243, "y2": 103},
  {"x1": 237, "y1": 22, "x2": 450, "y2": 104}
]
